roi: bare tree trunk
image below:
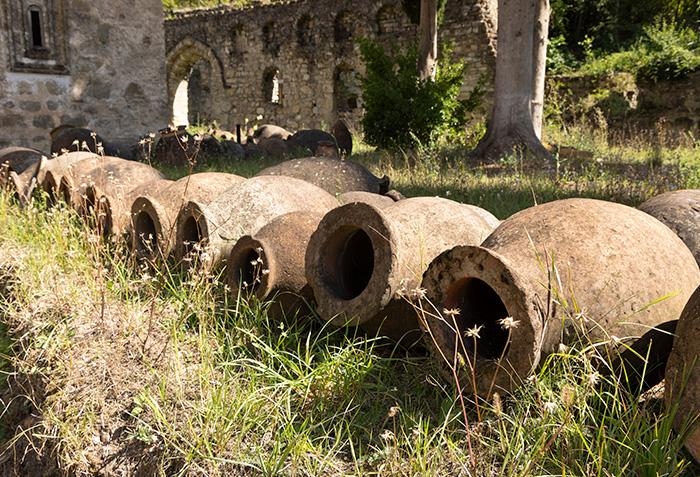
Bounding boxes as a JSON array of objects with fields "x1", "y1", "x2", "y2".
[
  {"x1": 418, "y1": 0, "x2": 438, "y2": 81},
  {"x1": 531, "y1": 0, "x2": 550, "y2": 139},
  {"x1": 473, "y1": 0, "x2": 550, "y2": 160}
]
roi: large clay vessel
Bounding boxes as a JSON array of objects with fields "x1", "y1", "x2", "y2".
[
  {"x1": 51, "y1": 127, "x2": 104, "y2": 155},
  {"x1": 253, "y1": 124, "x2": 292, "y2": 142},
  {"x1": 174, "y1": 176, "x2": 338, "y2": 269},
  {"x1": 227, "y1": 211, "x2": 325, "y2": 320},
  {"x1": 153, "y1": 129, "x2": 199, "y2": 167},
  {"x1": 421, "y1": 198, "x2": 700, "y2": 396},
  {"x1": 42, "y1": 152, "x2": 100, "y2": 203},
  {"x1": 58, "y1": 156, "x2": 161, "y2": 212},
  {"x1": 305, "y1": 197, "x2": 499, "y2": 342},
  {"x1": 57, "y1": 156, "x2": 164, "y2": 237},
  {"x1": 0, "y1": 147, "x2": 45, "y2": 176},
  {"x1": 639, "y1": 189, "x2": 700, "y2": 265},
  {"x1": 337, "y1": 191, "x2": 397, "y2": 209},
  {"x1": 287, "y1": 129, "x2": 337, "y2": 154},
  {"x1": 256, "y1": 157, "x2": 390, "y2": 195},
  {"x1": 666, "y1": 286, "x2": 700, "y2": 463},
  {"x1": 131, "y1": 172, "x2": 245, "y2": 259}
]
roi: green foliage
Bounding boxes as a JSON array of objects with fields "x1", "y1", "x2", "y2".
[
  {"x1": 577, "y1": 23, "x2": 700, "y2": 81},
  {"x1": 547, "y1": 35, "x2": 580, "y2": 75},
  {"x1": 359, "y1": 39, "x2": 477, "y2": 151},
  {"x1": 550, "y1": 0, "x2": 699, "y2": 56},
  {"x1": 639, "y1": 23, "x2": 700, "y2": 80},
  {"x1": 400, "y1": 0, "x2": 448, "y2": 25},
  {"x1": 162, "y1": 0, "x2": 278, "y2": 11}
]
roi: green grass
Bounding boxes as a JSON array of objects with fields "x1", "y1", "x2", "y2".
[{"x1": 0, "y1": 123, "x2": 698, "y2": 474}]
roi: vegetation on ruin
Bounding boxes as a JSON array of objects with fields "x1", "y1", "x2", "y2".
[
  {"x1": 358, "y1": 40, "x2": 479, "y2": 151},
  {"x1": 1, "y1": 118, "x2": 699, "y2": 474},
  {"x1": 163, "y1": 0, "x2": 286, "y2": 12}
]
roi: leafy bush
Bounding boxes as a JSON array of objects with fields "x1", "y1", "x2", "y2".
[
  {"x1": 359, "y1": 39, "x2": 478, "y2": 151},
  {"x1": 640, "y1": 23, "x2": 700, "y2": 80},
  {"x1": 578, "y1": 23, "x2": 700, "y2": 81},
  {"x1": 547, "y1": 35, "x2": 580, "y2": 75}
]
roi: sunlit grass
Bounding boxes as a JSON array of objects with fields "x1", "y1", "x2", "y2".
[{"x1": 0, "y1": 122, "x2": 699, "y2": 474}]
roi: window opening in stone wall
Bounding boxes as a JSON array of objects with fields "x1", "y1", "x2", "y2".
[
  {"x1": 334, "y1": 11, "x2": 353, "y2": 43},
  {"x1": 230, "y1": 24, "x2": 245, "y2": 56},
  {"x1": 263, "y1": 68, "x2": 281, "y2": 104},
  {"x1": 29, "y1": 7, "x2": 44, "y2": 48},
  {"x1": 9, "y1": 0, "x2": 67, "y2": 72},
  {"x1": 334, "y1": 66, "x2": 359, "y2": 112},
  {"x1": 262, "y1": 21, "x2": 280, "y2": 55},
  {"x1": 297, "y1": 15, "x2": 313, "y2": 47}
]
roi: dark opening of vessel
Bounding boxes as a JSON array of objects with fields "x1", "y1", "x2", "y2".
[
  {"x1": 322, "y1": 226, "x2": 374, "y2": 300},
  {"x1": 444, "y1": 277, "x2": 511, "y2": 360}
]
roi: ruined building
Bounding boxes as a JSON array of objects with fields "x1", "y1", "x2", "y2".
[
  {"x1": 165, "y1": 0, "x2": 497, "y2": 132},
  {"x1": 0, "y1": 0, "x2": 168, "y2": 151},
  {"x1": 0, "y1": 0, "x2": 497, "y2": 152}
]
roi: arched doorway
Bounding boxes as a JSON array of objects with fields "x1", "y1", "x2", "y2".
[{"x1": 166, "y1": 38, "x2": 225, "y2": 127}]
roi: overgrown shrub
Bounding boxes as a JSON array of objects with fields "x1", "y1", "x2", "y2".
[
  {"x1": 359, "y1": 39, "x2": 479, "y2": 151},
  {"x1": 577, "y1": 23, "x2": 700, "y2": 81}
]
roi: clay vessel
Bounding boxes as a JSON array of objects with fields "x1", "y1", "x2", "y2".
[
  {"x1": 57, "y1": 156, "x2": 164, "y2": 236},
  {"x1": 174, "y1": 175, "x2": 338, "y2": 269},
  {"x1": 305, "y1": 197, "x2": 498, "y2": 342},
  {"x1": 421, "y1": 198, "x2": 700, "y2": 396},
  {"x1": 131, "y1": 172, "x2": 245, "y2": 259},
  {"x1": 666, "y1": 286, "x2": 700, "y2": 463},
  {"x1": 0, "y1": 147, "x2": 45, "y2": 176},
  {"x1": 639, "y1": 189, "x2": 700, "y2": 265},
  {"x1": 287, "y1": 129, "x2": 337, "y2": 154},
  {"x1": 337, "y1": 191, "x2": 397, "y2": 209},
  {"x1": 226, "y1": 211, "x2": 325, "y2": 320},
  {"x1": 253, "y1": 124, "x2": 292, "y2": 142},
  {"x1": 256, "y1": 157, "x2": 390, "y2": 196}
]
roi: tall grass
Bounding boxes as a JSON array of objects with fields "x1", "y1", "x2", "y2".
[{"x1": 1, "y1": 125, "x2": 699, "y2": 474}]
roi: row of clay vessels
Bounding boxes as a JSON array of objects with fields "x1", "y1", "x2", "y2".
[{"x1": 2, "y1": 144, "x2": 700, "y2": 462}]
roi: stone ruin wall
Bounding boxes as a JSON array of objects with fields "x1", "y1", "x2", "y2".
[
  {"x1": 0, "y1": 0, "x2": 168, "y2": 152},
  {"x1": 164, "y1": 0, "x2": 498, "y2": 134}
]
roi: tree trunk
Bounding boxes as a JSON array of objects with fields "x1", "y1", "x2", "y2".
[
  {"x1": 531, "y1": 0, "x2": 550, "y2": 139},
  {"x1": 473, "y1": 0, "x2": 550, "y2": 160},
  {"x1": 418, "y1": 0, "x2": 438, "y2": 81}
]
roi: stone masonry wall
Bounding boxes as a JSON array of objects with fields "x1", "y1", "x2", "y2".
[
  {"x1": 0, "y1": 0, "x2": 168, "y2": 152},
  {"x1": 164, "y1": 0, "x2": 497, "y2": 133},
  {"x1": 551, "y1": 71, "x2": 700, "y2": 139}
]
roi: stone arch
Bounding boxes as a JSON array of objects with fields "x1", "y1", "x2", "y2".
[
  {"x1": 334, "y1": 11, "x2": 353, "y2": 44},
  {"x1": 166, "y1": 38, "x2": 227, "y2": 125},
  {"x1": 334, "y1": 64, "x2": 360, "y2": 113}
]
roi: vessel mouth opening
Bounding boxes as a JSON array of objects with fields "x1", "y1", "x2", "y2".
[
  {"x1": 444, "y1": 277, "x2": 511, "y2": 360},
  {"x1": 134, "y1": 211, "x2": 158, "y2": 254},
  {"x1": 321, "y1": 226, "x2": 375, "y2": 300},
  {"x1": 181, "y1": 215, "x2": 205, "y2": 258},
  {"x1": 44, "y1": 177, "x2": 58, "y2": 205},
  {"x1": 94, "y1": 195, "x2": 112, "y2": 238},
  {"x1": 231, "y1": 246, "x2": 267, "y2": 295},
  {"x1": 58, "y1": 178, "x2": 71, "y2": 205}
]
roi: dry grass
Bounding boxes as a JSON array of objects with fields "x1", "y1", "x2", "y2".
[{"x1": 0, "y1": 124, "x2": 698, "y2": 475}]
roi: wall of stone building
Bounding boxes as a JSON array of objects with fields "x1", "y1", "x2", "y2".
[
  {"x1": 551, "y1": 71, "x2": 700, "y2": 139},
  {"x1": 0, "y1": 0, "x2": 168, "y2": 152},
  {"x1": 164, "y1": 0, "x2": 497, "y2": 133}
]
